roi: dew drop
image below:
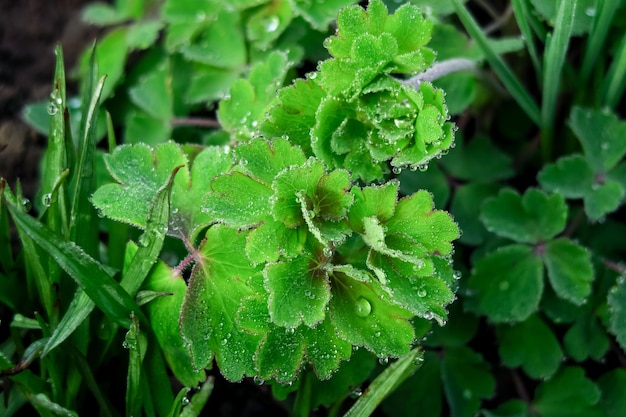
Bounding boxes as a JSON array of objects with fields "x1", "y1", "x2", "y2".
[
  {"x1": 253, "y1": 376, "x2": 264, "y2": 385},
  {"x1": 181, "y1": 396, "x2": 190, "y2": 405},
  {"x1": 42, "y1": 193, "x2": 52, "y2": 207},
  {"x1": 423, "y1": 311, "x2": 434, "y2": 320},
  {"x1": 308, "y1": 72, "x2": 317, "y2": 80},
  {"x1": 355, "y1": 297, "x2": 372, "y2": 317},
  {"x1": 392, "y1": 166, "x2": 402, "y2": 174},
  {"x1": 21, "y1": 198, "x2": 32, "y2": 212},
  {"x1": 417, "y1": 289, "x2": 427, "y2": 298},
  {"x1": 409, "y1": 165, "x2": 418, "y2": 172},
  {"x1": 47, "y1": 102, "x2": 58, "y2": 115},
  {"x1": 453, "y1": 270, "x2": 462, "y2": 280},
  {"x1": 138, "y1": 233, "x2": 150, "y2": 247},
  {"x1": 286, "y1": 327, "x2": 295, "y2": 335},
  {"x1": 349, "y1": 387, "x2": 363, "y2": 398},
  {"x1": 323, "y1": 246, "x2": 332, "y2": 258},
  {"x1": 418, "y1": 164, "x2": 428, "y2": 172},
  {"x1": 122, "y1": 341, "x2": 130, "y2": 349},
  {"x1": 585, "y1": 7, "x2": 596, "y2": 16},
  {"x1": 378, "y1": 356, "x2": 389, "y2": 365},
  {"x1": 264, "y1": 15, "x2": 280, "y2": 32}
]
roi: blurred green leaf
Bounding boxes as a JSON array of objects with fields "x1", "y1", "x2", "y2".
[
  {"x1": 564, "y1": 314, "x2": 610, "y2": 361},
  {"x1": 542, "y1": 238, "x2": 593, "y2": 305},
  {"x1": 480, "y1": 188, "x2": 567, "y2": 244},
  {"x1": 497, "y1": 314, "x2": 563, "y2": 379},
  {"x1": 607, "y1": 275, "x2": 626, "y2": 350},
  {"x1": 440, "y1": 135, "x2": 514, "y2": 183},
  {"x1": 466, "y1": 245, "x2": 543, "y2": 323},
  {"x1": 441, "y1": 346, "x2": 495, "y2": 417},
  {"x1": 450, "y1": 183, "x2": 500, "y2": 246},
  {"x1": 598, "y1": 369, "x2": 626, "y2": 417},
  {"x1": 533, "y1": 367, "x2": 604, "y2": 417}
]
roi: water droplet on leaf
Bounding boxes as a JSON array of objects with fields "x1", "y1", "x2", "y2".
[
  {"x1": 264, "y1": 16, "x2": 280, "y2": 32},
  {"x1": 47, "y1": 102, "x2": 58, "y2": 115},
  {"x1": 392, "y1": 166, "x2": 402, "y2": 174},
  {"x1": 181, "y1": 396, "x2": 190, "y2": 405},
  {"x1": 417, "y1": 289, "x2": 427, "y2": 297},
  {"x1": 42, "y1": 193, "x2": 52, "y2": 207},
  {"x1": 21, "y1": 198, "x2": 32, "y2": 212},
  {"x1": 355, "y1": 297, "x2": 372, "y2": 317}
]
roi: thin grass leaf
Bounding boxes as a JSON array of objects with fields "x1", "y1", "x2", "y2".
[
  {"x1": 3, "y1": 185, "x2": 140, "y2": 329},
  {"x1": 126, "y1": 314, "x2": 148, "y2": 417},
  {"x1": 120, "y1": 165, "x2": 181, "y2": 297},
  {"x1": 0, "y1": 184, "x2": 14, "y2": 272},
  {"x1": 180, "y1": 377, "x2": 214, "y2": 417},
  {"x1": 6, "y1": 183, "x2": 56, "y2": 321},
  {"x1": 541, "y1": 0, "x2": 577, "y2": 161},
  {"x1": 70, "y1": 73, "x2": 107, "y2": 257},
  {"x1": 69, "y1": 346, "x2": 115, "y2": 417},
  {"x1": 144, "y1": 341, "x2": 176, "y2": 416},
  {"x1": 42, "y1": 290, "x2": 93, "y2": 356},
  {"x1": 511, "y1": 0, "x2": 542, "y2": 75},
  {"x1": 602, "y1": 31, "x2": 626, "y2": 108},
  {"x1": 580, "y1": 0, "x2": 618, "y2": 85},
  {"x1": 452, "y1": 0, "x2": 541, "y2": 126},
  {"x1": 166, "y1": 388, "x2": 191, "y2": 417},
  {"x1": 343, "y1": 348, "x2": 423, "y2": 417}
]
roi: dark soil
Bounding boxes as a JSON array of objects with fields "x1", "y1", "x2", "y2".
[{"x1": 0, "y1": 0, "x2": 97, "y2": 198}]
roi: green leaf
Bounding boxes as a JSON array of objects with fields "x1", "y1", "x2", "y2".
[
  {"x1": 542, "y1": 238, "x2": 594, "y2": 305},
  {"x1": 449, "y1": 183, "x2": 500, "y2": 246},
  {"x1": 607, "y1": 275, "x2": 626, "y2": 350},
  {"x1": 323, "y1": 0, "x2": 434, "y2": 97},
  {"x1": 180, "y1": 9, "x2": 246, "y2": 68},
  {"x1": 128, "y1": 58, "x2": 173, "y2": 120},
  {"x1": 398, "y1": 162, "x2": 451, "y2": 209},
  {"x1": 529, "y1": 0, "x2": 600, "y2": 35},
  {"x1": 184, "y1": 65, "x2": 241, "y2": 104},
  {"x1": 264, "y1": 251, "x2": 331, "y2": 329},
  {"x1": 218, "y1": 52, "x2": 289, "y2": 141},
  {"x1": 440, "y1": 346, "x2": 495, "y2": 417},
  {"x1": 466, "y1": 245, "x2": 544, "y2": 323},
  {"x1": 496, "y1": 314, "x2": 563, "y2": 379},
  {"x1": 246, "y1": 1, "x2": 293, "y2": 50},
  {"x1": 538, "y1": 154, "x2": 594, "y2": 198},
  {"x1": 385, "y1": 190, "x2": 459, "y2": 255},
  {"x1": 82, "y1": 3, "x2": 127, "y2": 25},
  {"x1": 180, "y1": 225, "x2": 262, "y2": 381},
  {"x1": 563, "y1": 315, "x2": 610, "y2": 362},
  {"x1": 329, "y1": 272, "x2": 414, "y2": 357},
  {"x1": 261, "y1": 78, "x2": 326, "y2": 156},
  {"x1": 598, "y1": 369, "x2": 626, "y2": 417},
  {"x1": 93, "y1": 142, "x2": 231, "y2": 242},
  {"x1": 533, "y1": 367, "x2": 604, "y2": 417},
  {"x1": 584, "y1": 179, "x2": 624, "y2": 221},
  {"x1": 480, "y1": 188, "x2": 568, "y2": 244},
  {"x1": 85, "y1": 28, "x2": 129, "y2": 101},
  {"x1": 440, "y1": 135, "x2": 514, "y2": 182},
  {"x1": 291, "y1": 0, "x2": 356, "y2": 30},
  {"x1": 570, "y1": 107, "x2": 626, "y2": 173},
  {"x1": 126, "y1": 21, "x2": 164, "y2": 50}
]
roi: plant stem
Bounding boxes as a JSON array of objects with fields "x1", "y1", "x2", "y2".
[{"x1": 401, "y1": 58, "x2": 477, "y2": 89}]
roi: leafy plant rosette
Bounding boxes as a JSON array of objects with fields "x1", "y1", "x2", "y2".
[{"x1": 91, "y1": 0, "x2": 459, "y2": 385}]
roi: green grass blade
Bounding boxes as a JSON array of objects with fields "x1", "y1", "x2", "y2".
[
  {"x1": 602, "y1": 31, "x2": 626, "y2": 108},
  {"x1": 7, "y1": 183, "x2": 56, "y2": 320},
  {"x1": 452, "y1": 0, "x2": 541, "y2": 126},
  {"x1": 126, "y1": 314, "x2": 148, "y2": 417},
  {"x1": 3, "y1": 187, "x2": 140, "y2": 329},
  {"x1": 42, "y1": 290, "x2": 94, "y2": 356},
  {"x1": 180, "y1": 377, "x2": 214, "y2": 417},
  {"x1": 70, "y1": 73, "x2": 107, "y2": 258},
  {"x1": 511, "y1": 0, "x2": 542, "y2": 76},
  {"x1": 541, "y1": 0, "x2": 577, "y2": 160},
  {"x1": 120, "y1": 165, "x2": 179, "y2": 297},
  {"x1": 0, "y1": 184, "x2": 14, "y2": 272},
  {"x1": 343, "y1": 348, "x2": 423, "y2": 417},
  {"x1": 580, "y1": 0, "x2": 618, "y2": 85}
]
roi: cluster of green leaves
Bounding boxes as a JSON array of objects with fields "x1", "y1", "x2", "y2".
[{"x1": 91, "y1": 0, "x2": 460, "y2": 388}]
